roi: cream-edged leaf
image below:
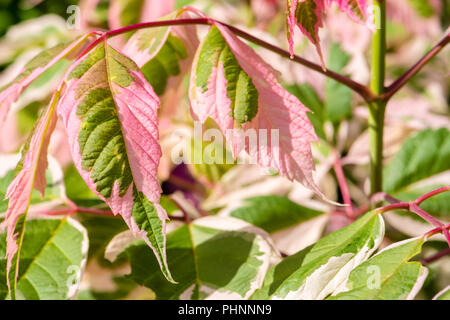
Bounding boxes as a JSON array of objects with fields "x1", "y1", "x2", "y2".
[
  {"x1": 107, "y1": 216, "x2": 280, "y2": 300},
  {"x1": 0, "y1": 216, "x2": 88, "y2": 300},
  {"x1": 268, "y1": 211, "x2": 384, "y2": 299},
  {"x1": 2, "y1": 87, "x2": 61, "y2": 298},
  {"x1": 330, "y1": 237, "x2": 428, "y2": 300}
]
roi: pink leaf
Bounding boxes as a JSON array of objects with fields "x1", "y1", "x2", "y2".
[
  {"x1": 108, "y1": 0, "x2": 175, "y2": 44},
  {"x1": 0, "y1": 35, "x2": 92, "y2": 129},
  {"x1": 123, "y1": 11, "x2": 199, "y2": 99},
  {"x1": 190, "y1": 23, "x2": 328, "y2": 200},
  {"x1": 3, "y1": 87, "x2": 60, "y2": 296},
  {"x1": 329, "y1": 0, "x2": 374, "y2": 30},
  {"x1": 287, "y1": 0, "x2": 326, "y2": 68},
  {"x1": 57, "y1": 41, "x2": 174, "y2": 282}
]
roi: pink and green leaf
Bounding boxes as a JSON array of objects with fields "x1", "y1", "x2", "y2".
[
  {"x1": 0, "y1": 35, "x2": 92, "y2": 129},
  {"x1": 330, "y1": 0, "x2": 374, "y2": 29},
  {"x1": 3, "y1": 86, "x2": 60, "y2": 298},
  {"x1": 287, "y1": 0, "x2": 326, "y2": 68},
  {"x1": 57, "y1": 41, "x2": 174, "y2": 283},
  {"x1": 123, "y1": 11, "x2": 199, "y2": 96},
  {"x1": 190, "y1": 23, "x2": 326, "y2": 199},
  {"x1": 108, "y1": 0, "x2": 175, "y2": 43}
]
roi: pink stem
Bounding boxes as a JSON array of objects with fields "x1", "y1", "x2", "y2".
[
  {"x1": 378, "y1": 202, "x2": 410, "y2": 213},
  {"x1": 76, "y1": 207, "x2": 115, "y2": 216},
  {"x1": 414, "y1": 186, "x2": 450, "y2": 206},
  {"x1": 383, "y1": 33, "x2": 450, "y2": 102},
  {"x1": 426, "y1": 224, "x2": 450, "y2": 248},
  {"x1": 39, "y1": 208, "x2": 77, "y2": 216},
  {"x1": 73, "y1": 18, "x2": 375, "y2": 102},
  {"x1": 409, "y1": 203, "x2": 443, "y2": 227},
  {"x1": 426, "y1": 223, "x2": 450, "y2": 238},
  {"x1": 168, "y1": 197, "x2": 191, "y2": 223},
  {"x1": 421, "y1": 248, "x2": 450, "y2": 265},
  {"x1": 31, "y1": 205, "x2": 187, "y2": 221},
  {"x1": 333, "y1": 154, "x2": 353, "y2": 218},
  {"x1": 371, "y1": 192, "x2": 401, "y2": 205}
]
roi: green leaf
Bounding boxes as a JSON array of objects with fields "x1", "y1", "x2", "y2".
[
  {"x1": 330, "y1": 237, "x2": 428, "y2": 300},
  {"x1": 384, "y1": 129, "x2": 450, "y2": 193},
  {"x1": 108, "y1": 216, "x2": 278, "y2": 299},
  {"x1": 250, "y1": 245, "x2": 313, "y2": 300},
  {"x1": 383, "y1": 128, "x2": 450, "y2": 217},
  {"x1": 268, "y1": 210, "x2": 384, "y2": 299},
  {"x1": 0, "y1": 217, "x2": 88, "y2": 300},
  {"x1": 408, "y1": 0, "x2": 434, "y2": 18},
  {"x1": 227, "y1": 195, "x2": 324, "y2": 233},
  {"x1": 140, "y1": 33, "x2": 188, "y2": 95},
  {"x1": 325, "y1": 43, "x2": 352, "y2": 124}
]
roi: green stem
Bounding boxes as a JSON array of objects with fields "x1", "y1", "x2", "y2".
[{"x1": 369, "y1": 0, "x2": 386, "y2": 194}]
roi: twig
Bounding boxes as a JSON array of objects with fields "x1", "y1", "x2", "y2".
[
  {"x1": 382, "y1": 33, "x2": 450, "y2": 101},
  {"x1": 421, "y1": 248, "x2": 450, "y2": 265},
  {"x1": 76, "y1": 18, "x2": 375, "y2": 102},
  {"x1": 332, "y1": 153, "x2": 353, "y2": 218},
  {"x1": 371, "y1": 192, "x2": 402, "y2": 205},
  {"x1": 425, "y1": 223, "x2": 450, "y2": 248},
  {"x1": 409, "y1": 203, "x2": 443, "y2": 227},
  {"x1": 169, "y1": 197, "x2": 191, "y2": 223},
  {"x1": 414, "y1": 186, "x2": 450, "y2": 206}
]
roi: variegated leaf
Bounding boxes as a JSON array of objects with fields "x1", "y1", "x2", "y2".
[
  {"x1": 330, "y1": 237, "x2": 428, "y2": 300},
  {"x1": 2, "y1": 87, "x2": 61, "y2": 298},
  {"x1": 287, "y1": 0, "x2": 326, "y2": 67},
  {"x1": 329, "y1": 0, "x2": 374, "y2": 28},
  {"x1": 106, "y1": 216, "x2": 280, "y2": 300},
  {"x1": 57, "y1": 40, "x2": 174, "y2": 282},
  {"x1": 264, "y1": 210, "x2": 385, "y2": 299},
  {"x1": 0, "y1": 35, "x2": 92, "y2": 129},
  {"x1": 123, "y1": 11, "x2": 199, "y2": 96},
  {"x1": 0, "y1": 216, "x2": 88, "y2": 300},
  {"x1": 190, "y1": 23, "x2": 325, "y2": 198}
]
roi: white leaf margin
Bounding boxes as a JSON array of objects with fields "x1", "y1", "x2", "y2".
[
  {"x1": 272, "y1": 213, "x2": 385, "y2": 300},
  {"x1": 105, "y1": 216, "x2": 281, "y2": 300}
]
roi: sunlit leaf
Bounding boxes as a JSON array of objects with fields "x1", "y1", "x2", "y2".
[
  {"x1": 190, "y1": 23, "x2": 325, "y2": 199},
  {"x1": 330, "y1": 237, "x2": 428, "y2": 300},
  {"x1": 0, "y1": 217, "x2": 88, "y2": 300},
  {"x1": 58, "y1": 40, "x2": 174, "y2": 282},
  {"x1": 267, "y1": 211, "x2": 384, "y2": 299},
  {"x1": 106, "y1": 216, "x2": 280, "y2": 299}
]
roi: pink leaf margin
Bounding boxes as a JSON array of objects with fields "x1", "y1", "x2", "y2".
[
  {"x1": 2, "y1": 86, "x2": 61, "y2": 297},
  {"x1": 288, "y1": 0, "x2": 326, "y2": 68},
  {"x1": 0, "y1": 34, "x2": 94, "y2": 130},
  {"x1": 57, "y1": 42, "x2": 174, "y2": 282},
  {"x1": 190, "y1": 23, "x2": 332, "y2": 202}
]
